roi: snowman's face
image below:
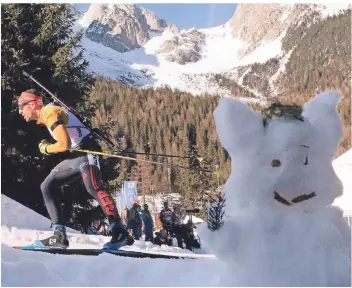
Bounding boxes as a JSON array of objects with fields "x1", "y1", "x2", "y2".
[
  {"x1": 255, "y1": 118, "x2": 342, "y2": 209},
  {"x1": 214, "y1": 91, "x2": 343, "y2": 209}
]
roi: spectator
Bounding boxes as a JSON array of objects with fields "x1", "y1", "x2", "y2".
[
  {"x1": 173, "y1": 205, "x2": 192, "y2": 250},
  {"x1": 154, "y1": 228, "x2": 173, "y2": 246},
  {"x1": 87, "y1": 219, "x2": 108, "y2": 236},
  {"x1": 137, "y1": 204, "x2": 143, "y2": 238},
  {"x1": 122, "y1": 206, "x2": 129, "y2": 226},
  {"x1": 159, "y1": 201, "x2": 175, "y2": 235},
  {"x1": 127, "y1": 202, "x2": 142, "y2": 240},
  {"x1": 141, "y1": 204, "x2": 154, "y2": 242},
  {"x1": 190, "y1": 226, "x2": 201, "y2": 249}
]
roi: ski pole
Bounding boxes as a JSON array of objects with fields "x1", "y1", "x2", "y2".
[
  {"x1": 118, "y1": 150, "x2": 203, "y2": 160},
  {"x1": 71, "y1": 148, "x2": 170, "y2": 166},
  {"x1": 71, "y1": 148, "x2": 214, "y2": 173}
]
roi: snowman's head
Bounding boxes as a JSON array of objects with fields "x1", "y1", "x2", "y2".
[{"x1": 214, "y1": 91, "x2": 343, "y2": 210}]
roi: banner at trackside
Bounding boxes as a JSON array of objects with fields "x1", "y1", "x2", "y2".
[
  {"x1": 116, "y1": 190, "x2": 125, "y2": 219},
  {"x1": 121, "y1": 181, "x2": 138, "y2": 210}
]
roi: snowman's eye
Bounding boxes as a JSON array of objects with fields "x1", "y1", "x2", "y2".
[
  {"x1": 304, "y1": 156, "x2": 308, "y2": 165},
  {"x1": 271, "y1": 159, "x2": 281, "y2": 167}
]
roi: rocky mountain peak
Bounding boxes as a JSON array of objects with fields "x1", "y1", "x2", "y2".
[
  {"x1": 140, "y1": 7, "x2": 168, "y2": 32},
  {"x1": 156, "y1": 28, "x2": 206, "y2": 65},
  {"x1": 229, "y1": 4, "x2": 323, "y2": 57},
  {"x1": 167, "y1": 24, "x2": 180, "y2": 34},
  {"x1": 83, "y1": 4, "x2": 168, "y2": 53}
]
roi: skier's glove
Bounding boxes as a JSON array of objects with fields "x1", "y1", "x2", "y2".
[{"x1": 39, "y1": 139, "x2": 50, "y2": 155}]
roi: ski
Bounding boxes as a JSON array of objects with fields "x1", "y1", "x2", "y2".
[{"x1": 12, "y1": 245, "x2": 214, "y2": 260}]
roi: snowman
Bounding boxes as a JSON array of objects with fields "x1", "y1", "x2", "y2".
[{"x1": 198, "y1": 91, "x2": 351, "y2": 286}]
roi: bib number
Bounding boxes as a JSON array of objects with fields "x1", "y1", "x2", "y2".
[{"x1": 88, "y1": 154, "x2": 100, "y2": 169}]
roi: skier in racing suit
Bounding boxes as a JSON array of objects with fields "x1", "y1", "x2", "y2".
[{"x1": 18, "y1": 89, "x2": 134, "y2": 249}]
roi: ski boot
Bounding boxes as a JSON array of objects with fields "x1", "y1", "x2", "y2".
[
  {"x1": 103, "y1": 221, "x2": 134, "y2": 250},
  {"x1": 33, "y1": 224, "x2": 69, "y2": 249}
]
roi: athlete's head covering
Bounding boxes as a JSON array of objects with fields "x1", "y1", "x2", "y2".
[{"x1": 18, "y1": 89, "x2": 43, "y2": 109}]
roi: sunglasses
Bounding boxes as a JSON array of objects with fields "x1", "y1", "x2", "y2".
[{"x1": 18, "y1": 100, "x2": 35, "y2": 110}]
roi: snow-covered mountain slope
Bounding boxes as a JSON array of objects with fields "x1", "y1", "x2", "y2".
[
  {"x1": 1, "y1": 194, "x2": 220, "y2": 286},
  {"x1": 74, "y1": 3, "x2": 350, "y2": 99},
  {"x1": 75, "y1": 19, "x2": 243, "y2": 97}
]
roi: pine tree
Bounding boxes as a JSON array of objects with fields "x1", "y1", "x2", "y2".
[
  {"x1": 85, "y1": 77, "x2": 233, "y2": 218},
  {"x1": 207, "y1": 196, "x2": 226, "y2": 232}
]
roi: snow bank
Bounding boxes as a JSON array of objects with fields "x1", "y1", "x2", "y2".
[{"x1": 1, "y1": 194, "x2": 219, "y2": 286}]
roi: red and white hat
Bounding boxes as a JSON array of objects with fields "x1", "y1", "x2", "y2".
[{"x1": 18, "y1": 91, "x2": 43, "y2": 107}]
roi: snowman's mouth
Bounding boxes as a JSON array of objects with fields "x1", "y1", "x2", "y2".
[{"x1": 274, "y1": 191, "x2": 316, "y2": 206}]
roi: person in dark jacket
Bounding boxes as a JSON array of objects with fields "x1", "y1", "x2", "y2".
[
  {"x1": 87, "y1": 220, "x2": 108, "y2": 236},
  {"x1": 127, "y1": 202, "x2": 142, "y2": 240},
  {"x1": 137, "y1": 204, "x2": 143, "y2": 238},
  {"x1": 159, "y1": 201, "x2": 175, "y2": 236},
  {"x1": 141, "y1": 204, "x2": 154, "y2": 242},
  {"x1": 154, "y1": 228, "x2": 173, "y2": 246},
  {"x1": 173, "y1": 205, "x2": 192, "y2": 250}
]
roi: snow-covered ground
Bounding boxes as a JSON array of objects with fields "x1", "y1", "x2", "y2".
[{"x1": 1, "y1": 194, "x2": 220, "y2": 286}]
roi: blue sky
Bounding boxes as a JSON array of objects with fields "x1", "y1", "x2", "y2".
[
  {"x1": 136, "y1": 4, "x2": 237, "y2": 29},
  {"x1": 75, "y1": 4, "x2": 237, "y2": 29}
]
